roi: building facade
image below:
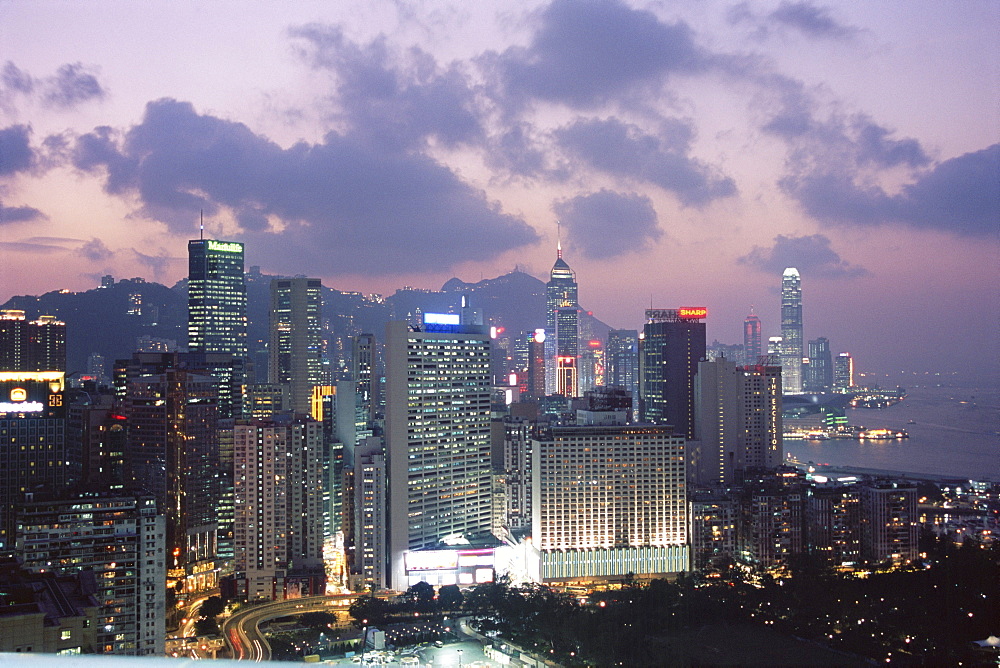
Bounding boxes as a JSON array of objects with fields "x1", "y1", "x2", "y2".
[
  {"x1": 640, "y1": 308, "x2": 707, "y2": 438},
  {"x1": 385, "y1": 316, "x2": 493, "y2": 589},
  {"x1": 269, "y1": 278, "x2": 324, "y2": 415},
  {"x1": 187, "y1": 238, "x2": 247, "y2": 359},
  {"x1": 780, "y1": 268, "x2": 803, "y2": 393}
]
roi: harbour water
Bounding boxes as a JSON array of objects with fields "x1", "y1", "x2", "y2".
[{"x1": 783, "y1": 380, "x2": 1000, "y2": 482}]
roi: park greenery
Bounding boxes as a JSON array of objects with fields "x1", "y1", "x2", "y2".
[{"x1": 344, "y1": 534, "x2": 997, "y2": 666}]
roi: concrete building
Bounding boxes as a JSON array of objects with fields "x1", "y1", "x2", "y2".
[
  {"x1": 269, "y1": 278, "x2": 324, "y2": 415},
  {"x1": 233, "y1": 415, "x2": 325, "y2": 600},
  {"x1": 689, "y1": 489, "x2": 739, "y2": 571},
  {"x1": 0, "y1": 310, "x2": 66, "y2": 373},
  {"x1": 352, "y1": 436, "x2": 388, "y2": 591},
  {"x1": 16, "y1": 492, "x2": 166, "y2": 655},
  {"x1": 861, "y1": 481, "x2": 919, "y2": 565},
  {"x1": 743, "y1": 311, "x2": 762, "y2": 365},
  {"x1": 530, "y1": 412, "x2": 688, "y2": 581},
  {"x1": 385, "y1": 315, "x2": 493, "y2": 589},
  {"x1": 806, "y1": 485, "x2": 861, "y2": 568}
]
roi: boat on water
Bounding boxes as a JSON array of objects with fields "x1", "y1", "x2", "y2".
[{"x1": 857, "y1": 428, "x2": 909, "y2": 440}]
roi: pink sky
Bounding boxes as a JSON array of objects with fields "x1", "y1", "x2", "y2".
[{"x1": 1, "y1": 1, "x2": 997, "y2": 380}]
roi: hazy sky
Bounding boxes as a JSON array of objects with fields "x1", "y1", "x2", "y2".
[{"x1": 1, "y1": 1, "x2": 997, "y2": 381}]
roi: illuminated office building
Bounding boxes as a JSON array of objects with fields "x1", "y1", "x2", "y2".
[
  {"x1": 0, "y1": 371, "x2": 70, "y2": 550},
  {"x1": 531, "y1": 413, "x2": 688, "y2": 581},
  {"x1": 834, "y1": 352, "x2": 854, "y2": 391},
  {"x1": 525, "y1": 330, "x2": 546, "y2": 399},
  {"x1": 353, "y1": 436, "x2": 387, "y2": 590},
  {"x1": 806, "y1": 337, "x2": 833, "y2": 392},
  {"x1": 0, "y1": 310, "x2": 66, "y2": 372},
  {"x1": 545, "y1": 243, "x2": 578, "y2": 395},
  {"x1": 385, "y1": 314, "x2": 492, "y2": 589},
  {"x1": 269, "y1": 278, "x2": 324, "y2": 414},
  {"x1": 780, "y1": 268, "x2": 803, "y2": 393},
  {"x1": 606, "y1": 329, "x2": 639, "y2": 406},
  {"x1": 187, "y1": 238, "x2": 247, "y2": 359},
  {"x1": 640, "y1": 308, "x2": 707, "y2": 438}
]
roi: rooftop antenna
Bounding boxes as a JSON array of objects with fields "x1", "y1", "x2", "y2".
[
  {"x1": 556, "y1": 220, "x2": 562, "y2": 259},
  {"x1": 200, "y1": 210, "x2": 204, "y2": 240}
]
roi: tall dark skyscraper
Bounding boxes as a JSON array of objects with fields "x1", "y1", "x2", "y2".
[
  {"x1": 806, "y1": 337, "x2": 833, "y2": 392},
  {"x1": 780, "y1": 268, "x2": 803, "y2": 393},
  {"x1": 545, "y1": 242, "x2": 578, "y2": 395},
  {"x1": 187, "y1": 238, "x2": 247, "y2": 359},
  {"x1": 606, "y1": 329, "x2": 639, "y2": 406},
  {"x1": 640, "y1": 308, "x2": 707, "y2": 438},
  {"x1": 269, "y1": 277, "x2": 324, "y2": 414},
  {"x1": 0, "y1": 310, "x2": 66, "y2": 372},
  {"x1": 743, "y1": 310, "x2": 762, "y2": 365}
]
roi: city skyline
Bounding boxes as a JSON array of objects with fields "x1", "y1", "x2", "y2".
[{"x1": 1, "y1": 1, "x2": 997, "y2": 381}]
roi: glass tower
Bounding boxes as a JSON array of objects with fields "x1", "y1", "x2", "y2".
[
  {"x1": 545, "y1": 242, "x2": 578, "y2": 395},
  {"x1": 780, "y1": 268, "x2": 803, "y2": 393},
  {"x1": 187, "y1": 239, "x2": 247, "y2": 359}
]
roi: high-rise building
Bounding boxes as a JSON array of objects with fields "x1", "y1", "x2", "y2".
[
  {"x1": 860, "y1": 481, "x2": 918, "y2": 565},
  {"x1": 187, "y1": 238, "x2": 247, "y2": 359},
  {"x1": 353, "y1": 436, "x2": 388, "y2": 590},
  {"x1": 269, "y1": 278, "x2": 324, "y2": 414},
  {"x1": 780, "y1": 268, "x2": 803, "y2": 393},
  {"x1": 606, "y1": 329, "x2": 638, "y2": 408},
  {"x1": 806, "y1": 337, "x2": 833, "y2": 392},
  {"x1": 531, "y1": 412, "x2": 688, "y2": 581},
  {"x1": 640, "y1": 308, "x2": 707, "y2": 438},
  {"x1": 233, "y1": 415, "x2": 325, "y2": 600},
  {"x1": 525, "y1": 330, "x2": 546, "y2": 399},
  {"x1": 693, "y1": 358, "x2": 783, "y2": 486},
  {"x1": 385, "y1": 315, "x2": 492, "y2": 589},
  {"x1": 545, "y1": 243, "x2": 578, "y2": 395},
  {"x1": 834, "y1": 352, "x2": 854, "y2": 391},
  {"x1": 351, "y1": 334, "x2": 377, "y2": 424},
  {"x1": 16, "y1": 491, "x2": 166, "y2": 655},
  {"x1": 806, "y1": 485, "x2": 861, "y2": 568},
  {"x1": 743, "y1": 311, "x2": 762, "y2": 364},
  {"x1": 0, "y1": 310, "x2": 66, "y2": 372},
  {"x1": 0, "y1": 371, "x2": 71, "y2": 550},
  {"x1": 124, "y1": 369, "x2": 220, "y2": 598}
]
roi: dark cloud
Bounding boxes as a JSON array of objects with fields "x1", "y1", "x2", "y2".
[
  {"x1": 769, "y1": 2, "x2": 859, "y2": 40},
  {"x1": 0, "y1": 124, "x2": 34, "y2": 175},
  {"x1": 853, "y1": 118, "x2": 930, "y2": 168},
  {"x1": 78, "y1": 238, "x2": 113, "y2": 262},
  {"x1": 290, "y1": 25, "x2": 482, "y2": 151},
  {"x1": 739, "y1": 234, "x2": 867, "y2": 278},
  {"x1": 72, "y1": 98, "x2": 538, "y2": 274},
  {"x1": 0, "y1": 202, "x2": 45, "y2": 224},
  {"x1": 556, "y1": 117, "x2": 735, "y2": 206},
  {"x1": 2, "y1": 62, "x2": 34, "y2": 94},
  {"x1": 43, "y1": 63, "x2": 106, "y2": 109},
  {"x1": 487, "y1": 0, "x2": 709, "y2": 108},
  {"x1": 0, "y1": 241, "x2": 62, "y2": 254},
  {"x1": 554, "y1": 189, "x2": 660, "y2": 259},
  {"x1": 781, "y1": 144, "x2": 1000, "y2": 237}
]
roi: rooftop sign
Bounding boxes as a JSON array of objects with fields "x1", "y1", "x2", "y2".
[{"x1": 206, "y1": 240, "x2": 243, "y2": 253}]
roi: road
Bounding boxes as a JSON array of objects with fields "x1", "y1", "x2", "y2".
[{"x1": 221, "y1": 594, "x2": 362, "y2": 662}]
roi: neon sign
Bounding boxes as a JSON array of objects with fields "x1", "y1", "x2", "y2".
[
  {"x1": 423, "y1": 313, "x2": 460, "y2": 325},
  {"x1": 0, "y1": 401, "x2": 43, "y2": 412},
  {"x1": 678, "y1": 307, "x2": 708, "y2": 319},
  {"x1": 206, "y1": 240, "x2": 243, "y2": 253}
]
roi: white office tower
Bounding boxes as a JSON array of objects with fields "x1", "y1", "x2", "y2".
[
  {"x1": 530, "y1": 411, "x2": 688, "y2": 582},
  {"x1": 780, "y1": 268, "x2": 804, "y2": 393},
  {"x1": 354, "y1": 436, "x2": 388, "y2": 590},
  {"x1": 234, "y1": 415, "x2": 325, "y2": 600},
  {"x1": 386, "y1": 315, "x2": 493, "y2": 589}
]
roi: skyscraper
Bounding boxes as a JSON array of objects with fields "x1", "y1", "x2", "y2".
[
  {"x1": 806, "y1": 337, "x2": 833, "y2": 392},
  {"x1": 0, "y1": 310, "x2": 66, "y2": 372},
  {"x1": 743, "y1": 311, "x2": 762, "y2": 365},
  {"x1": 780, "y1": 268, "x2": 803, "y2": 393},
  {"x1": 545, "y1": 242, "x2": 578, "y2": 395},
  {"x1": 640, "y1": 308, "x2": 707, "y2": 438},
  {"x1": 269, "y1": 278, "x2": 324, "y2": 414},
  {"x1": 834, "y1": 352, "x2": 855, "y2": 391},
  {"x1": 187, "y1": 238, "x2": 247, "y2": 359},
  {"x1": 385, "y1": 314, "x2": 492, "y2": 589},
  {"x1": 606, "y1": 329, "x2": 639, "y2": 407}
]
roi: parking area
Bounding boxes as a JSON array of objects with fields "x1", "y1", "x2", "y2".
[{"x1": 323, "y1": 639, "x2": 499, "y2": 667}]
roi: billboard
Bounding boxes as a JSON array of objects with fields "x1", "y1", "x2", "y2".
[{"x1": 0, "y1": 372, "x2": 65, "y2": 418}]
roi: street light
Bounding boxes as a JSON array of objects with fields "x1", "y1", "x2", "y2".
[
  {"x1": 457, "y1": 648, "x2": 463, "y2": 667},
  {"x1": 361, "y1": 619, "x2": 368, "y2": 662}
]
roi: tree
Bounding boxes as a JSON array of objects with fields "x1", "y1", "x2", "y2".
[
  {"x1": 438, "y1": 584, "x2": 463, "y2": 610},
  {"x1": 407, "y1": 581, "x2": 435, "y2": 605},
  {"x1": 194, "y1": 617, "x2": 219, "y2": 636},
  {"x1": 199, "y1": 595, "x2": 226, "y2": 618},
  {"x1": 349, "y1": 595, "x2": 391, "y2": 628}
]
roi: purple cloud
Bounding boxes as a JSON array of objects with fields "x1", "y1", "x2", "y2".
[
  {"x1": 0, "y1": 202, "x2": 45, "y2": 224},
  {"x1": 554, "y1": 189, "x2": 660, "y2": 259},
  {"x1": 486, "y1": 0, "x2": 709, "y2": 108},
  {"x1": 71, "y1": 98, "x2": 538, "y2": 275},
  {"x1": 555, "y1": 117, "x2": 736, "y2": 206},
  {"x1": 43, "y1": 63, "x2": 106, "y2": 109},
  {"x1": 769, "y1": 2, "x2": 859, "y2": 40},
  {"x1": 739, "y1": 234, "x2": 867, "y2": 278},
  {"x1": 0, "y1": 124, "x2": 34, "y2": 175},
  {"x1": 781, "y1": 144, "x2": 1000, "y2": 237}
]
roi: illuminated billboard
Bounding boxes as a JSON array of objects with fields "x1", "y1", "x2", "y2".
[
  {"x1": 423, "y1": 313, "x2": 460, "y2": 326},
  {"x1": 678, "y1": 307, "x2": 708, "y2": 319},
  {"x1": 206, "y1": 240, "x2": 243, "y2": 253},
  {"x1": 404, "y1": 547, "x2": 496, "y2": 586},
  {"x1": 0, "y1": 371, "x2": 65, "y2": 418}
]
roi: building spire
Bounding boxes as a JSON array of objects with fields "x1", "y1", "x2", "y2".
[{"x1": 556, "y1": 220, "x2": 562, "y2": 259}]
